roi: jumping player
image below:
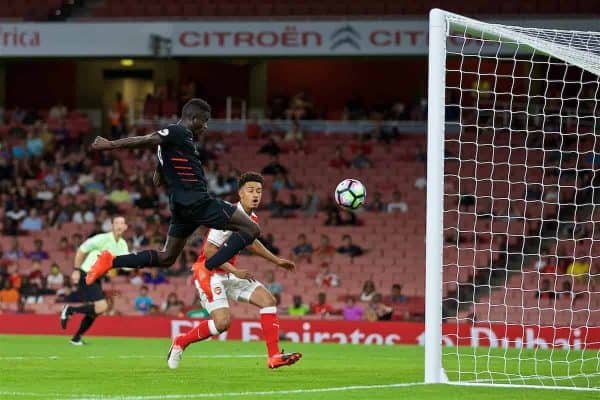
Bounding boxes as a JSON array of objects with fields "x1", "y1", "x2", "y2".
[
  {"x1": 167, "y1": 172, "x2": 302, "y2": 369},
  {"x1": 84, "y1": 99, "x2": 259, "y2": 291},
  {"x1": 60, "y1": 216, "x2": 129, "y2": 344}
]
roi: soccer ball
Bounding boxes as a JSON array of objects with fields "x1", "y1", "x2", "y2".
[{"x1": 335, "y1": 179, "x2": 366, "y2": 210}]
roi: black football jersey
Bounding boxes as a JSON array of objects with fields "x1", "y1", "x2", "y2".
[{"x1": 157, "y1": 124, "x2": 209, "y2": 205}]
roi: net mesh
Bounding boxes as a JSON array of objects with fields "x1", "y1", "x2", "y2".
[{"x1": 440, "y1": 13, "x2": 600, "y2": 389}]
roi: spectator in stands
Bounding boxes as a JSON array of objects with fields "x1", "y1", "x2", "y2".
[
  {"x1": 149, "y1": 304, "x2": 160, "y2": 316},
  {"x1": 302, "y1": 184, "x2": 320, "y2": 217},
  {"x1": 46, "y1": 264, "x2": 65, "y2": 291},
  {"x1": 292, "y1": 234, "x2": 313, "y2": 264},
  {"x1": 72, "y1": 200, "x2": 96, "y2": 224},
  {"x1": 560, "y1": 280, "x2": 578, "y2": 302},
  {"x1": 329, "y1": 146, "x2": 350, "y2": 169},
  {"x1": 284, "y1": 119, "x2": 305, "y2": 153},
  {"x1": 57, "y1": 236, "x2": 72, "y2": 258},
  {"x1": 135, "y1": 186, "x2": 159, "y2": 210},
  {"x1": 442, "y1": 282, "x2": 459, "y2": 320},
  {"x1": 366, "y1": 191, "x2": 386, "y2": 212},
  {"x1": 258, "y1": 137, "x2": 281, "y2": 156},
  {"x1": 341, "y1": 296, "x2": 363, "y2": 321},
  {"x1": 134, "y1": 285, "x2": 153, "y2": 314},
  {"x1": 28, "y1": 239, "x2": 49, "y2": 261},
  {"x1": 26, "y1": 130, "x2": 44, "y2": 157},
  {"x1": 109, "y1": 92, "x2": 128, "y2": 140},
  {"x1": 131, "y1": 226, "x2": 150, "y2": 251},
  {"x1": 6, "y1": 201, "x2": 27, "y2": 225},
  {"x1": 96, "y1": 210, "x2": 113, "y2": 233},
  {"x1": 387, "y1": 191, "x2": 408, "y2": 213},
  {"x1": 286, "y1": 193, "x2": 302, "y2": 212},
  {"x1": 314, "y1": 234, "x2": 336, "y2": 264},
  {"x1": 39, "y1": 123, "x2": 55, "y2": 153},
  {"x1": 161, "y1": 292, "x2": 184, "y2": 317},
  {"x1": 62, "y1": 175, "x2": 81, "y2": 196},
  {"x1": 287, "y1": 295, "x2": 309, "y2": 317},
  {"x1": 5, "y1": 239, "x2": 23, "y2": 261},
  {"x1": 19, "y1": 275, "x2": 40, "y2": 306},
  {"x1": 390, "y1": 284, "x2": 407, "y2": 304},
  {"x1": 567, "y1": 258, "x2": 591, "y2": 283},
  {"x1": 324, "y1": 199, "x2": 343, "y2": 226},
  {"x1": 49, "y1": 101, "x2": 67, "y2": 121},
  {"x1": 269, "y1": 172, "x2": 287, "y2": 205},
  {"x1": 0, "y1": 280, "x2": 20, "y2": 306},
  {"x1": 360, "y1": 280, "x2": 376, "y2": 302},
  {"x1": 108, "y1": 180, "x2": 132, "y2": 204},
  {"x1": 130, "y1": 270, "x2": 144, "y2": 286},
  {"x1": 143, "y1": 269, "x2": 168, "y2": 285},
  {"x1": 310, "y1": 292, "x2": 335, "y2": 317},
  {"x1": 261, "y1": 154, "x2": 288, "y2": 177},
  {"x1": 351, "y1": 148, "x2": 373, "y2": 169},
  {"x1": 258, "y1": 233, "x2": 280, "y2": 256},
  {"x1": 535, "y1": 279, "x2": 557, "y2": 301},
  {"x1": 315, "y1": 264, "x2": 340, "y2": 288},
  {"x1": 337, "y1": 234, "x2": 364, "y2": 257},
  {"x1": 364, "y1": 293, "x2": 393, "y2": 321},
  {"x1": 35, "y1": 183, "x2": 54, "y2": 203},
  {"x1": 264, "y1": 270, "x2": 283, "y2": 296},
  {"x1": 286, "y1": 90, "x2": 313, "y2": 120},
  {"x1": 209, "y1": 174, "x2": 233, "y2": 197}
]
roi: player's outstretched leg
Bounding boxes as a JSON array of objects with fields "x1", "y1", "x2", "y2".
[
  {"x1": 167, "y1": 310, "x2": 229, "y2": 369},
  {"x1": 86, "y1": 236, "x2": 187, "y2": 285},
  {"x1": 203, "y1": 207, "x2": 260, "y2": 271},
  {"x1": 250, "y1": 287, "x2": 302, "y2": 369}
]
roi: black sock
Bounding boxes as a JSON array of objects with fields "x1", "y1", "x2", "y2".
[
  {"x1": 69, "y1": 303, "x2": 95, "y2": 315},
  {"x1": 113, "y1": 250, "x2": 159, "y2": 269},
  {"x1": 72, "y1": 314, "x2": 97, "y2": 341},
  {"x1": 206, "y1": 231, "x2": 255, "y2": 270}
]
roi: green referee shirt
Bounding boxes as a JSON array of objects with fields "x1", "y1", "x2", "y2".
[{"x1": 78, "y1": 232, "x2": 129, "y2": 273}]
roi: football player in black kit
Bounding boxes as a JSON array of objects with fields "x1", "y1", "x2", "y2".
[{"x1": 85, "y1": 99, "x2": 259, "y2": 292}]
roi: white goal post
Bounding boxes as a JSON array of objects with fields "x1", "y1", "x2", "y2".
[{"x1": 426, "y1": 8, "x2": 600, "y2": 390}]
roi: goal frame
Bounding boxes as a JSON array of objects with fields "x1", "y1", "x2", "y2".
[{"x1": 424, "y1": 8, "x2": 600, "y2": 391}]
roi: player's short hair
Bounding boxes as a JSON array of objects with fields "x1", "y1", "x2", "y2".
[
  {"x1": 112, "y1": 215, "x2": 126, "y2": 223},
  {"x1": 181, "y1": 98, "x2": 211, "y2": 119},
  {"x1": 238, "y1": 171, "x2": 264, "y2": 189}
]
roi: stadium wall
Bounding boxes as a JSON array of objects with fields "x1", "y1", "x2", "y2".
[{"x1": 1, "y1": 315, "x2": 598, "y2": 349}]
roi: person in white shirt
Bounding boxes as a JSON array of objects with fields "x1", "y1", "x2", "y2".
[{"x1": 387, "y1": 191, "x2": 408, "y2": 213}]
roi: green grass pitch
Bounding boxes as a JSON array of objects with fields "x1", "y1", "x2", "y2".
[{"x1": 0, "y1": 335, "x2": 597, "y2": 399}]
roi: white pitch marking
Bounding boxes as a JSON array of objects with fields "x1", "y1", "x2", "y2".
[{"x1": 0, "y1": 382, "x2": 426, "y2": 400}]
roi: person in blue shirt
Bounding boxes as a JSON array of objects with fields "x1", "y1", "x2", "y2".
[{"x1": 135, "y1": 285, "x2": 154, "y2": 313}]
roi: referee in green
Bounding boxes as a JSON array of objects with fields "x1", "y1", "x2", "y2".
[{"x1": 60, "y1": 216, "x2": 129, "y2": 345}]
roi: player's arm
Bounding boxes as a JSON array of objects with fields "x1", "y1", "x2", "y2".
[
  {"x1": 153, "y1": 165, "x2": 164, "y2": 187},
  {"x1": 247, "y1": 239, "x2": 295, "y2": 271},
  {"x1": 74, "y1": 249, "x2": 88, "y2": 270},
  {"x1": 203, "y1": 242, "x2": 254, "y2": 281},
  {"x1": 72, "y1": 248, "x2": 88, "y2": 284},
  {"x1": 90, "y1": 132, "x2": 161, "y2": 151}
]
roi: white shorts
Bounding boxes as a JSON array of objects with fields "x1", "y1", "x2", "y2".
[{"x1": 194, "y1": 272, "x2": 263, "y2": 314}]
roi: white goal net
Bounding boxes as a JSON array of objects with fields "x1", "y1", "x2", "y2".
[{"x1": 426, "y1": 9, "x2": 600, "y2": 390}]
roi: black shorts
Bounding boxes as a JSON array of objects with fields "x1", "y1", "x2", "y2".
[
  {"x1": 78, "y1": 270, "x2": 105, "y2": 302},
  {"x1": 168, "y1": 197, "x2": 237, "y2": 238}
]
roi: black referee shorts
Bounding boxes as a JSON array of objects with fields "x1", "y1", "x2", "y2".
[
  {"x1": 78, "y1": 270, "x2": 105, "y2": 302},
  {"x1": 168, "y1": 197, "x2": 237, "y2": 238}
]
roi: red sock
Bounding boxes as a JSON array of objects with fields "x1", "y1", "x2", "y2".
[
  {"x1": 260, "y1": 307, "x2": 280, "y2": 358},
  {"x1": 175, "y1": 320, "x2": 219, "y2": 350}
]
